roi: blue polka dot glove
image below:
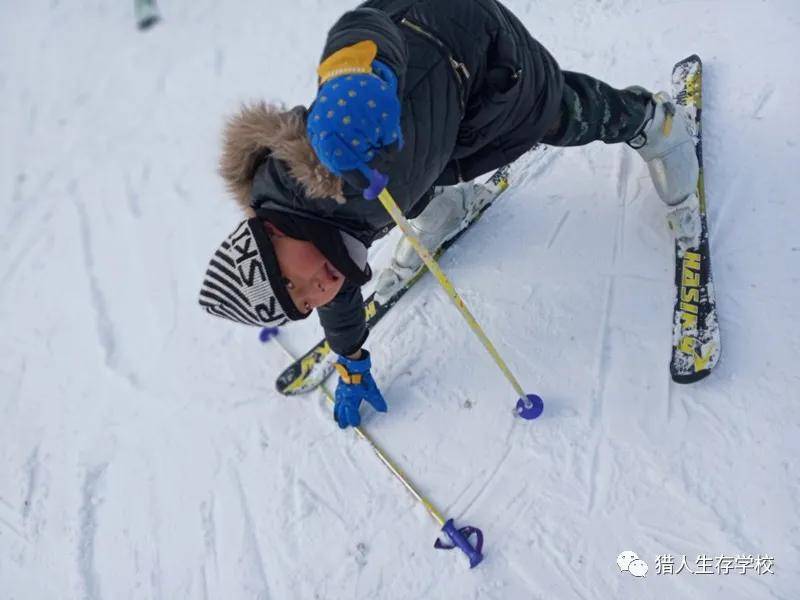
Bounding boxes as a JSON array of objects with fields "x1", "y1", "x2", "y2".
[
  {"x1": 333, "y1": 350, "x2": 387, "y2": 429},
  {"x1": 307, "y1": 41, "x2": 403, "y2": 184}
]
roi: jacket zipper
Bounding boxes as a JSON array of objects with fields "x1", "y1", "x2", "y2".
[{"x1": 400, "y1": 17, "x2": 469, "y2": 113}]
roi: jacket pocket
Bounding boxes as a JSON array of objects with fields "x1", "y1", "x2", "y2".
[
  {"x1": 457, "y1": 30, "x2": 522, "y2": 150},
  {"x1": 486, "y1": 28, "x2": 522, "y2": 93}
]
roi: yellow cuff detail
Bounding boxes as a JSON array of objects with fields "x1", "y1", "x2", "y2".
[
  {"x1": 318, "y1": 40, "x2": 378, "y2": 85},
  {"x1": 334, "y1": 363, "x2": 350, "y2": 382},
  {"x1": 334, "y1": 363, "x2": 363, "y2": 385}
]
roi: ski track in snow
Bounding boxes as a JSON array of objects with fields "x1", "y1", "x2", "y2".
[
  {"x1": 146, "y1": 472, "x2": 166, "y2": 600},
  {"x1": 586, "y1": 171, "x2": 622, "y2": 515},
  {"x1": 230, "y1": 466, "x2": 272, "y2": 599},
  {"x1": 519, "y1": 518, "x2": 593, "y2": 600},
  {"x1": 78, "y1": 463, "x2": 108, "y2": 600},
  {"x1": 452, "y1": 437, "x2": 515, "y2": 517},
  {"x1": 500, "y1": 549, "x2": 548, "y2": 599},
  {"x1": 545, "y1": 209, "x2": 570, "y2": 249},
  {"x1": 22, "y1": 445, "x2": 40, "y2": 522},
  {"x1": 0, "y1": 225, "x2": 49, "y2": 305},
  {"x1": 307, "y1": 442, "x2": 350, "y2": 514},
  {"x1": 612, "y1": 148, "x2": 631, "y2": 261},
  {"x1": 751, "y1": 83, "x2": 775, "y2": 119},
  {"x1": 73, "y1": 196, "x2": 117, "y2": 373},
  {"x1": 586, "y1": 275, "x2": 614, "y2": 516},
  {"x1": 0, "y1": 497, "x2": 28, "y2": 544},
  {"x1": 123, "y1": 170, "x2": 144, "y2": 219},
  {"x1": 294, "y1": 477, "x2": 348, "y2": 529},
  {"x1": 585, "y1": 147, "x2": 635, "y2": 516},
  {"x1": 200, "y1": 496, "x2": 219, "y2": 581},
  {"x1": 2, "y1": 168, "x2": 55, "y2": 259}
]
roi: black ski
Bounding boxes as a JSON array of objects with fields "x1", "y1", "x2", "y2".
[{"x1": 669, "y1": 55, "x2": 721, "y2": 382}]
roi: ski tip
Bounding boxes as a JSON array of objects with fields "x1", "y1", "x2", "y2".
[
  {"x1": 671, "y1": 368, "x2": 713, "y2": 384},
  {"x1": 676, "y1": 54, "x2": 702, "y2": 68},
  {"x1": 516, "y1": 394, "x2": 544, "y2": 420}
]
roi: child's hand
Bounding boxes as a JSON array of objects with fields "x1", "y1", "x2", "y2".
[{"x1": 307, "y1": 41, "x2": 403, "y2": 183}]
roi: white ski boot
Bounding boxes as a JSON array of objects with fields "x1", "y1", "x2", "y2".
[
  {"x1": 629, "y1": 90, "x2": 702, "y2": 249},
  {"x1": 374, "y1": 182, "x2": 488, "y2": 302}
]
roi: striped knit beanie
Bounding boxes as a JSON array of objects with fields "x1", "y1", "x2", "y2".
[{"x1": 198, "y1": 219, "x2": 308, "y2": 326}]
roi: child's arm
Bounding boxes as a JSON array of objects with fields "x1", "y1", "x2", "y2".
[
  {"x1": 316, "y1": 279, "x2": 369, "y2": 358},
  {"x1": 318, "y1": 281, "x2": 389, "y2": 430}
]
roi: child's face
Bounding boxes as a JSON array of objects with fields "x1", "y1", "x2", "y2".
[{"x1": 269, "y1": 231, "x2": 345, "y2": 314}]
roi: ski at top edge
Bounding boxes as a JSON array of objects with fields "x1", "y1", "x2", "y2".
[
  {"x1": 669, "y1": 55, "x2": 721, "y2": 382},
  {"x1": 270, "y1": 145, "x2": 551, "y2": 396}
]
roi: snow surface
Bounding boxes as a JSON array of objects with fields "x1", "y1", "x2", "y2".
[{"x1": 2, "y1": 1, "x2": 799, "y2": 598}]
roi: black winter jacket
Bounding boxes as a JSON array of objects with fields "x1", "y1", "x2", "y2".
[{"x1": 250, "y1": 0, "x2": 563, "y2": 355}]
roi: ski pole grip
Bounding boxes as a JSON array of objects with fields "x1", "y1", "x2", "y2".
[
  {"x1": 441, "y1": 519, "x2": 484, "y2": 568},
  {"x1": 362, "y1": 167, "x2": 389, "y2": 200}
]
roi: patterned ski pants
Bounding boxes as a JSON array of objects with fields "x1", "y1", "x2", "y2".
[{"x1": 542, "y1": 71, "x2": 653, "y2": 147}]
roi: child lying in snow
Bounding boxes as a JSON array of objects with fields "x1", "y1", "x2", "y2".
[{"x1": 199, "y1": 0, "x2": 700, "y2": 429}]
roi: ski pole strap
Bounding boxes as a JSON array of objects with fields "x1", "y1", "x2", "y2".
[{"x1": 435, "y1": 519, "x2": 484, "y2": 568}]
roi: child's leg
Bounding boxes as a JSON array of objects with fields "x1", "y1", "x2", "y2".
[
  {"x1": 542, "y1": 71, "x2": 652, "y2": 147},
  {"x1": 373, "y1": 183, "x2": 478, "y2": 301},
  {"x1": 544, "y1": 70, "x2": 701, "y2": 248}
]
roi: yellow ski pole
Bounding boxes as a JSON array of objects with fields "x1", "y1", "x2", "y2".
[
  {"x1": 262, "y1": 328, "x2": 484, "y2": 567},
  {"x1": 363, "y1": 169, "x2": 543, "y2": 419}
]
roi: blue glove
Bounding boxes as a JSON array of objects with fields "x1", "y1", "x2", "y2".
[
  {"x1": 333, "y1": 350, "x2": 387, "y2": 429},
  {"x1": 307, "y1": 59, "x2": 403, "y2": 178}
]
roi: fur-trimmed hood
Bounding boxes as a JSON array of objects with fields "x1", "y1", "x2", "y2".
[{"x1": 219, "y1": 102, "x2": 344, "y2": 214}]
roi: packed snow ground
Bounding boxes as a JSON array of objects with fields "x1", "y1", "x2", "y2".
[{"x1": 2, "y1": 1, "x2": 799, "y2": 598}]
